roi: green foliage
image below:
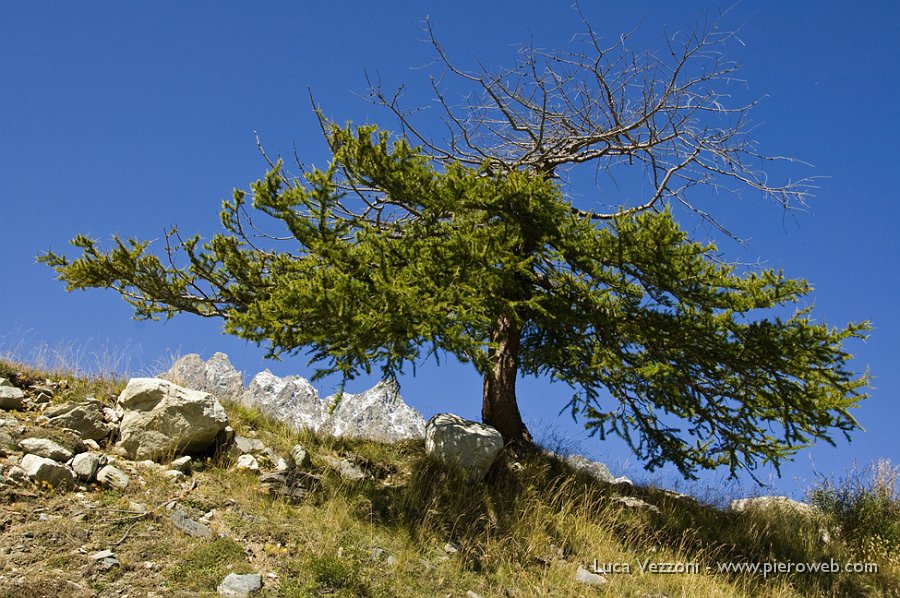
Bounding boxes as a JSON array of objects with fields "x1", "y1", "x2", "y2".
[
  {"x1": 171, "y1": 537, "x2": 252, "y2": 591},
  {"x1": 40, "y1": 123, "x2": 869, "y2": 479},
  {"x1": 810, "y1": 460, "x2": 900, "y2": 561}
]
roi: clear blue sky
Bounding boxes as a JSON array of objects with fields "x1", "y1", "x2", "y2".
[{"x1": 2, "y1": 1, "x2": 898, "y2": 501}]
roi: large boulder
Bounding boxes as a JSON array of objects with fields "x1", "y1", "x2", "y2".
[
  {"x1": 424, "y1": 413, "x2": 504, "y2": 480},
  {"x1": 165, "y1": 353, "x2": 244, "y2": 402},
  {"x1": 116, "y1": 378, "x2": 230, "y2": 460},
  {"x1": 324, "y1": 380, "x2": 426, "y2": 442}
]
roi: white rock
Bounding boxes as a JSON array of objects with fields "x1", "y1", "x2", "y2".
[
  {"x1": 96, "y1": 465, "x2": 130, "y2": 490},
  {"x1": 18, "y1": 438, "x2": 74, "y2": 462},
  {"x1": 116, "y1": 378, "x2": 230, "y2": 460},
  {"x1": 290, "y1": 444, "x2": 312, "y2": 469},
  {"x1": 575, "y1": 565, "x2": 608, "y2": 587},
  {"x1": 562, "y1": 454, "x2": 632, "y2": 485},
  {"x1": 323, "y1": 380, "x2": 426, "y2": 442},
  {"x1": 425, "y1": 413, "x2": 504, "y2": 480},
  {"x1": 217, "y1": 572, "x2": 262, "y2": 597},
  {"x1": 21, "y1": 454, "x2": 76, "y2": 489},
  {"x1": 236, "y1": 454, "x2": 260, "y2": 472},
  {"x1": 730, "y1": 496, "x2": 814, "y2": 515},
  {"x1": 243, "y1": 370, "x2": 326, "y2": 432}
]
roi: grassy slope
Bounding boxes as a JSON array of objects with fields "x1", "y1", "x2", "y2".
[{"x1": 0, "y1": 358, "x2": 897, "y2": 598}]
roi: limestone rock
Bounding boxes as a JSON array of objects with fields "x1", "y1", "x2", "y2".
[
  {"x1": 70, "y1": 452, "x2": 107, "y2": 481},
  {"x1": 18, "y1": 438, "x2": 74, "y2": 462},
  {"x1": 45, "y1": 400, "x2": 113, "y2": 441},
  {"x1": 165, "y1": 353, "x2": 244, "y2": 402},
  {"x1": 0, "y1": 386, "x2": 25, "y2": 410},
  {"x1": 612, "y1": 495, "x2": 660, "y2": 514},
  {"x1": 96, "y1": 465, "x2": 130, "y2": 490},
  {"x1": 242, "y1": 370, "x2": 325, "y2": 432},
  {"x1": 171, "y1": 509, "x2": 212, "y2": 538},
  {"x1": 321, "y1": 455, "x2": 367, "y2": 481},
  {"x1": 323, "y1": 380, "x2": 426, "y2": 443},
  {"x1": 116, "y1": 378, "x2": 230, "y2": 460},
  {"x1": 424, "y1": 414, "x2": 504, "y2": 480},
  {"x1": 562, "y1": 454, "x2": 632, "y2": 485},
  {"x1": 575, "y1": 565, "x2": 608, "y2": 587},
  {"x1": 21, "y1": 454, "x2": 76, "y2": 489},
  {"x1": 236, "y1": 454, "x2": 260, "y2": 472},
  {"x1": 730, "y1": 496, "x2": 814, "y2": 515},
  {"x1": 290, "y1": 444, "x2": 312, "y2": 469},
  {"x1": 217, "y1": 572, "x2": 262, "y2": 597},
  {"x1": 171, "y1": 456, "x2": 193, "y2": 474}
]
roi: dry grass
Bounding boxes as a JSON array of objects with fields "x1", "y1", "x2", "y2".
[{"x1": 0, "y1": 356, "x2": 896, "y2": 597}]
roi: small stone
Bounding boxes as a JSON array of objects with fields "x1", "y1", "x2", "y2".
[
  {"x1": 18, "y1": 438, "x2": 73, "y2": 462},
  {"x1": 385, "y1": 555, "x2": 398, "y2": 567},
  {"x1": 162, "y1": 470, "x2": 187, "y2": 482},
  {"x1": 90, "y1": 549, "x2": 116, "y2": 560},
  {"x1": 70, "y1": 452, "x2": 107, "y2": 481},
  {"x1": 171, "y1": 509, "x2": 212, "y2": 538},
  {"x1": 232, "y1": 436, "x2": 266, "y2": 455},
  {"x1": 443, "y1": 542, "x2": 459, "y2": 554},
  {"x1": 96, "y1": 465, "x2": 130, "y2": 490},
  {"x1": 575, "y1": 565, "x2": 608, "y2": 587},
  {"x1": 370, "y1": 547, "x2": 385, "y2": 561},
  {"x1": 274, "y1": 457, "x2": 292, "y2": 472},
  {"x1": 466, "y1": 592, "x2": 484, "y2": 598},
  {"x1": 6, "y1": 466, "x2": 27, "y2": 485},
  {"x1": 612, "y1": 495, "x2": 661, "y2": 514},
  {"x1": 236, "y1": 454, "x2": 260, "y2": 472},
  {"x1": 217, "y1": 572, "x2": 262, "y2": 597},
  {"x1": 21, "y1": 454, "x2": 76, "y2": 489},
  {"x1": 45, "y1": 401, "x2": 112, "y2": 441},
  {"x1": 83, "y1": 439, "x2": 101, "y2": 451},
  {"x1": 321, "y1": 455, "x2": 366, "y2": 481},
  {"x1": 170, "y1": 456, "x2": 193, "y2": 474},
  {"x1": 290, "y1": 444, "x2": 312, "y2": 469}
]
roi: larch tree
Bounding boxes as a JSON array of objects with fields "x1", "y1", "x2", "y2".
[{"x1": 40, "y1": 15, "x2": 869, "y2": 479}]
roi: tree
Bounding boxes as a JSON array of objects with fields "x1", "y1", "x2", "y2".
[{"x1": 40, "y1": 15, "x2": 869, "y2": 479}]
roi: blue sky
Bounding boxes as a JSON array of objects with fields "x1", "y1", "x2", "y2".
[{"x1": 2, "y1": 1, "x2": 898, "y2": 501}]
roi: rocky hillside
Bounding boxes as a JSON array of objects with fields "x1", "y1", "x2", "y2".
[{"x1": 0, "y1": 357, "x2": 896, "y2": 597}]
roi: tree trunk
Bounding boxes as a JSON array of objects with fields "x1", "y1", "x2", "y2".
[{"x1": 482, "y1": 313, "x2": 533, "y2": 447}]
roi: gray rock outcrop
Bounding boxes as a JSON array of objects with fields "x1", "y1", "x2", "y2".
[
  {"x1": 116, "y1": 378, "x2": 230, "y2": 460},
  {"x1": 165, "y1": 352, "x2": 244, "y2": 402},
  {"x1": 323, "y1": 380, "x2": 426, "y2": 442},
  {"x1": 166, "y1": 354, "x2": 426, "y2": 443},
  {"x1": 424, "y1": 413, "x2": 504, "y2": 480},
  {"x1": 241, "y1": 370, "x2": 325, "y2": 432}
]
